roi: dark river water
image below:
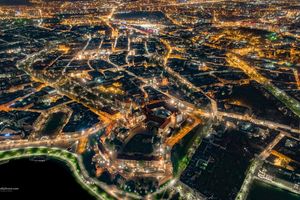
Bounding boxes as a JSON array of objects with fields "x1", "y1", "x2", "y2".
[
  {"x1": 247, "y1": 180, "x2": 300, "y2": 200},
  {"x1": 0, "y1": 158, "x2": 96, "y2": 200}
]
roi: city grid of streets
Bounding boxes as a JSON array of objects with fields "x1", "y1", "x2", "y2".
[{"x1": 0, "y1": 0, "x2": 300, "y2": 199}]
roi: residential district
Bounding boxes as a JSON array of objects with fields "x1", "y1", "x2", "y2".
[{"x1": 0, "y1": 0, "x2": 300, "y2": 199}]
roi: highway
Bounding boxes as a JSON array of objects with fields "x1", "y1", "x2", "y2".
[
  {"x1": 0, "y1": 122, "x2": 106, "y2": 151},
  {"x1": 218, "y1": 111, "x2": 300, "y2": 135}
]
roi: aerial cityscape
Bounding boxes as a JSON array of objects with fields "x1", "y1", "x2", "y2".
[{"x1": 0, "y1": 0, "x2": 300, "y2": 199}]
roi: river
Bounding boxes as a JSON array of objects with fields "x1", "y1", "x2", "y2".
[
  {"x1": 0, "y1": 158, "x2": 96, "y2": 200},
  {"x1": 247, "y1": 180, "x2": 300, "y2": 200}
]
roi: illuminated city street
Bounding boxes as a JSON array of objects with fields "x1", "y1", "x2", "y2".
[{"x1": 0, "y1": 0, "x2": 300, "y2": 200}]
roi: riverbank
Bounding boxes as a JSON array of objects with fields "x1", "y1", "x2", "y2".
[
  {"x1": 247, "y1": 179, "x2": 300, "y2": 200},
  {"x1": 0, "y1": 147, "x2": 115, "y2": 200},
  {"x1": 0, "y1": 158, "x2": 96, "y2": 199}
]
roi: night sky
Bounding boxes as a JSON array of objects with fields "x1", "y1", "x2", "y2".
[
  {"x1": 0, "y1": 0, "x2": 31, "y2": 5},
  {"x1": 0, "y1": 0, "x2": 91, "y2": 5}
]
